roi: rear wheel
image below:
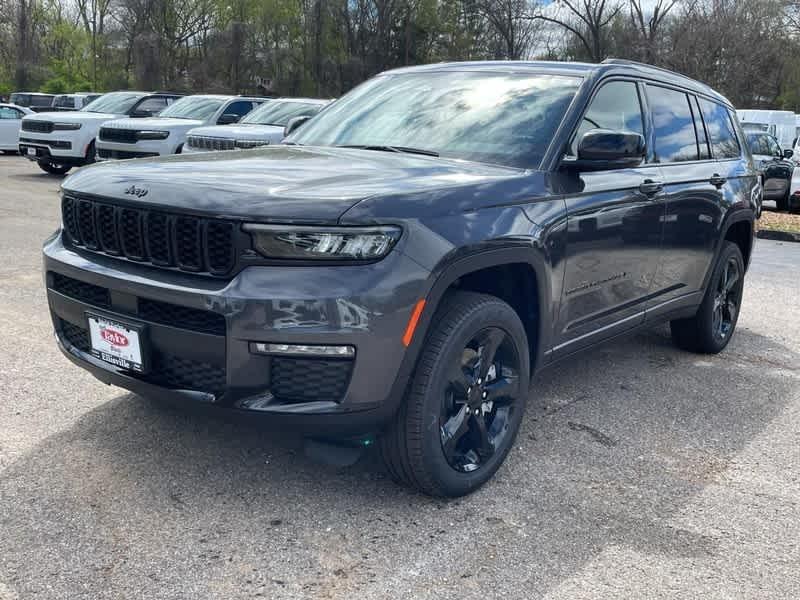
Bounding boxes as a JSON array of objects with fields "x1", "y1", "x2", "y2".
[
  {"x1": 37, "y1": 160, "x2": 71, "y2": 175},
  {"x1": 380, "y1": 291, "x2": 530, "y2": 497},
  {"x1": 670, "y1": 241, "x2": 745, "y2": 354}
]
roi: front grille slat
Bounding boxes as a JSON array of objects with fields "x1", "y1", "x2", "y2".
[
  {"x1": 77, "y1": 200, "x2": 99, "y2": 249},
  {"x1": 99, "y1": 127, "x2": 140, "y2": 144},
  {"x1": 22, "y1": 120, "x2": 54, "y2": 133},
  {"x1": 187, "y1": 135, "x2": 236, "y2": 151},
  {"x1": 62, "y1": 196, "x2": 237, "y2": 277}
]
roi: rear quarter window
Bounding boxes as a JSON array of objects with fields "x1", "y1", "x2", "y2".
[{"x1": 699, "y1": 98, "x2": 741, "y2": 159}]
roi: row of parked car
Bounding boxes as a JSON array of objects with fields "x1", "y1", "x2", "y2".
[{"x1": 0, "y1": 90, "x2": 330, "y2": 174}]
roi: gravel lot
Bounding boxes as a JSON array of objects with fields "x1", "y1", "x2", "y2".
[{"x1": 0, "y1": 155, "x2": 798, "y2": 600}]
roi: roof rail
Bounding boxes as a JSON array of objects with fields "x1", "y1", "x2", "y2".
[{"x1": 601, "y1": 58, "x2": 685, "y2": 79}]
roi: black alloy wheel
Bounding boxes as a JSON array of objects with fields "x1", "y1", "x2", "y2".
[
  {"x1": 711, "y1": 256, "x2": 741, "y2": 343},
  {"x1": 439, "y1": 327, "x2": 521, "y2": 473}
]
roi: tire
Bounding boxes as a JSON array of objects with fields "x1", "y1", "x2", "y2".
[
  {"x1": 0, "y1": 150, "x2": 17, "y2": 155},
  {"x1": 670, "y1": 241, "x2": 745, "y2": 354},
  {"x1": 776, "y1": 188, "x2": 789, "y2": 211},
  {"x1": 85, "y1": 140, "x2": 96, "y2": 164},
  {"x1": 37, "y1": 161, "x2": 71, "y2": 175},
  {"x1": 380, "y1": 291, "x2": 530, "y2": 497}
]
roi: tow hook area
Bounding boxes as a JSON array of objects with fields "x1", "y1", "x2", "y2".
[{"x1": 303, "y1": 436, "x2": 374, "y2": 467}]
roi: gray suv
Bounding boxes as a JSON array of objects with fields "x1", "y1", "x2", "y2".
[{"x1": 44, "y1": 60, "x2": 758, "y2": 496}]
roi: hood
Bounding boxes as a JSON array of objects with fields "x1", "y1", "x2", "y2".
[
  {"x1": 62, "y1": 145, "x2": 525, "y2": 224},
  {"x1": 188, "y1": 123, "x2": 284, "y2": 140},
  {"x1": 102, "y1": 117, "x2": 204, "y2": 131},
  {"x1": 25, "y1": 110, "x2": 121, "y2": 123}
]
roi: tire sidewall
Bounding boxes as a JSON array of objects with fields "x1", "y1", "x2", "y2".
[{"x1": 416, "y1": 300, "x2": 530, "y2": 495}]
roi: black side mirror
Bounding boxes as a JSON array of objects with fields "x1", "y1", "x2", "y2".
[
  {"x1": 130, "y1": 109, "x2": 154, "y2": 118},
  {"x1": 564, "y1": 129, "x2": 646, "y2": 172},
  {"x1": 218, "y1": 113, "x2": 240, "y2": 125},
  {"x1": 283, "y1": 115, "x2": 311, "y2": 138},
  {"x1": 784, "y1": 148, "x2": 794, "y2": 159}
]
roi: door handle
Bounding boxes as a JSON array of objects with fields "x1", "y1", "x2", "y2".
[
  {"x1": 710, "y1": 174, "x2": 727, "y2": 187},
  {"x1": 639, "y1": 179, "x2": 663, "y2": 196}
]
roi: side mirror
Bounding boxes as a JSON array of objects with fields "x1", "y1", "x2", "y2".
[
  {"x1": 130, "y1": 109, "x2": 155, "y2": 118},
  {"x1": 784, "y1": 148, "x2": 794, "y2": 159},
  {"x1": 218, "y1": 113, "x2": 240, "y2": 125},
  {"x1": 283, "y1": 115, "x2": 311, "y2": 138},
  {"x1": 565, "y1": 129, "x2": 646, "y2": 172}
]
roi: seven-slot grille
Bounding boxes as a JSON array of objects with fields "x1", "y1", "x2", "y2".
[
  {"x1": 186, "y1": 135, "x2": 236, "y2": 151},
  {"x1": 62, "y1": 195, "x2": 238, "y2": 276},
  {"x1": 21, "y1": 120, "x2": 54, "y2": 133},
  {"x1": 99, "y1": 127, "x2": 140, "y2": 144}
]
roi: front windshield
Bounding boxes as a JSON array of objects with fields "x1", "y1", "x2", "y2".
[
  {"x1": 82, "y1": 92, "x2": 140, "y2": 114},
  {"x1": 242, "y1": 101, "x2": 324, "y2": 126},
  {"x1": 158, "y1": 96, "x2": 225, "y2": 120},
  {"x1": 290, "y1": 71, "x2": 581, "y2": 168}
]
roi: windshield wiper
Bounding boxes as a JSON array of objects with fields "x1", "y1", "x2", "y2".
[{"x1": 337, "y1": 144, "x2": 439, "y2": 157}]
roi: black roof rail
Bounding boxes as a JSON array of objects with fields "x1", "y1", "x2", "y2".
[{"x1": 601, "y1": 58, "x2": 685, "y2": 79}]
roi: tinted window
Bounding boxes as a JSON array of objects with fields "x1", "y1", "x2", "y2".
[
  {"x1": 52, "y1": 95, "x2": 75, "y2": 108},
  {"x1": 571, "y1": 80, "x2": 644, "y2": 155},
  {"x1": 291, "y1": 72, "x2": 581, "y2": 169},
  {"x1": 648, "y1": 86, "x2": 699, "y2": 162},
  {"x1": 29, "y1": 95, "x2": 54, "y2": 107},
  {"x1": 224, "y1": 100, "x2": 254, "y2": 119},
  {"x1": 746, "y1": 133, "x2": 769, "y2": 155},
  {"x1": 699, "y1": 98, "x2": 740, "y2": 159},
  {"x1": 691, "y1": 97, "x2": 710, "y2": 159}
]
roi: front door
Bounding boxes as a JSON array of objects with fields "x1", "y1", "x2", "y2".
[{"x1": 553, "y1": 80, "x2": 664, "y2": 357}]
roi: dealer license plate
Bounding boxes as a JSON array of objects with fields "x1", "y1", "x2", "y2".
[
  {"x1": 87, "y1": 313, "x2": 145, "y2": 372},
  {"x1": 27, "y1": 147, "x2": 36, "y2": 157}
]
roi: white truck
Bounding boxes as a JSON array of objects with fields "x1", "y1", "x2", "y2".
[
  {"x1": 19, "y1": 91, "x2": 182, "y2": 174},
  {"x1": 96, "y1": 95, "x2": 267, "y2": 160}
]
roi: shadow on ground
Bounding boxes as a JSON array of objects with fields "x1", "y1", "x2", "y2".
[{"x1": 0, "y1": 325, "x2": 796, "y2": 599}]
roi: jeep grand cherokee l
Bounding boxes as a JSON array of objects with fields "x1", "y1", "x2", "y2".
[{"x1": 44, "y1": 59, "x2": 758, "y2": 497}]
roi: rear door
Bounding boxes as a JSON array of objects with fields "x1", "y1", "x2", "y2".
[
  {"x1": 645, "y1": 87, "x2": 735, "y2": 318},
  {"x1": 553, "y1": 79, "x2": 665, "y2": 357}
]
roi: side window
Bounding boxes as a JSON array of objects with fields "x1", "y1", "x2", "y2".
[
  {"x1": 224, "y1": 101, "x2": 253, "y2": 119},
  {"x1": 698, "y1": 98, "x2": 740, "y2": 159},
  {"x1": 133, "y1": 97, "x2": 169, "y2": 116},
  {"x1": 647, "y1": 85, "x2": 699, "y2": 163},
  {"x1": 570, "y1": 80, "x2": 644, "y2": 155},
  {"x1": 0, "y1": 107, "x2": 21, "y2": 119},
  {"x1": 766, "y1": 136, "x2": 782, "y2": 157},
  {"x1": 691, "y1": 96, "x2": 710, "y2": 159}
]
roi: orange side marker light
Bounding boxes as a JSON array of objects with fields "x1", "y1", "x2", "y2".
[{"x1": 402, "y1": 299, "x2": 426, "y2": 347}]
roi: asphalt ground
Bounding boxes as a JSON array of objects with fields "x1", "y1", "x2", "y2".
[{"x1": 0, "y1": 155, "x2": 798, "y2": 599}]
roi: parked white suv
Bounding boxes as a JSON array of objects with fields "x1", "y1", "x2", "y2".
[
  {"x1": 19, "y1": 91, "x2": 182, "y2": 174},
  {"x1": 97, "y1": 95, "x2": 266, "y2": 160},
  {"x1": 183, "y1": 98, "x2": 330, "y2": 153}
]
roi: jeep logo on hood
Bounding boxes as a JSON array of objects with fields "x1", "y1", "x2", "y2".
[{"x1": 125, "y1": 185, "x2": 148, "y2": 198}]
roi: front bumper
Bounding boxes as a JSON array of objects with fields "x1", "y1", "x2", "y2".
[
  {"x1": 19, "y1": 140, "x2": 87, "y2": 165},
  {"x1": 96, "y1": 139, "x2": 170, "y2": 160},
  {"x1": 44, "y1": 231, "x2": 431, "y2": 434}
]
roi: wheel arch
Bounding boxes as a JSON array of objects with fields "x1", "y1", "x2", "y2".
[{"x1": 399, "y1": 247, "x2": 552, "y2": 384}]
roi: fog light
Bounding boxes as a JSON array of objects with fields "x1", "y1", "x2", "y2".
[{"x1": 250, "y1": 342, "x2": 355, "y2": 358}]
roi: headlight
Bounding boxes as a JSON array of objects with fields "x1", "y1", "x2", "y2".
[
  {"x1": 53, "y1": 122, "x2": 81, "y2": 130},
  {"x1": 244, "y1": 224, "x2": 401, "y2": 261},
  {"x1": 136, "y1": 130, "x2": 169, "y2": 140},
  {"x1": 235, "y1": 139, "x2": 269, "y2": 149}
]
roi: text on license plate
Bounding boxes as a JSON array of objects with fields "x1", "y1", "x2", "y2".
[{"x1": 87, "y1": 314, "x2": 144, "y2": 372}]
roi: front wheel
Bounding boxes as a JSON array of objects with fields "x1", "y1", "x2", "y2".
[
  {"x1": 37, "y1": 160, "x2": 71, "y2": 175},
  {"x1": 380, "y1": 291, "x2": 530, "y2": 497},
  {"x1": 671, "y1": 241, "x2": 745, "y2": 354}
]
